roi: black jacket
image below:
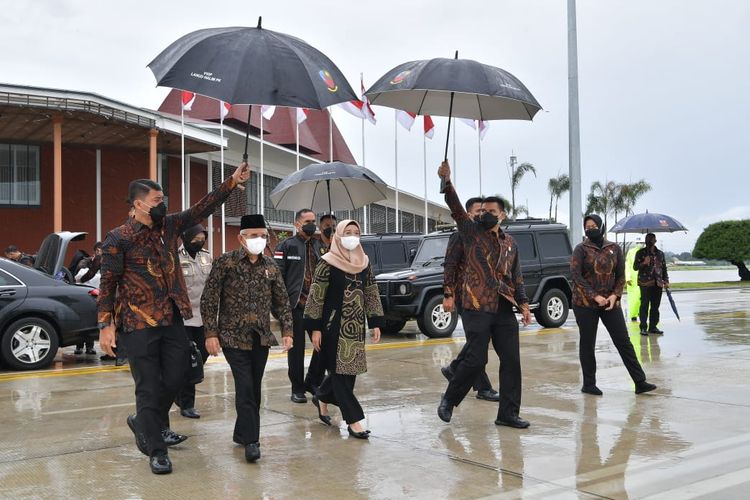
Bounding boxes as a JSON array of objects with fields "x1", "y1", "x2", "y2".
[{"x1": 274, "y1": 234, "x2": 326, "y2": 308}]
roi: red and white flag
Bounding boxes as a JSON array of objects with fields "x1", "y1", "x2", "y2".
[
  {"x1": 479, "y1": 120, "x2": 490, "y2": 140},
  {"x1": 397, "y1": 110, "x2": 416, "y2": 131},
  {"x1": 459, "y1": 118, "x2": 477, "y2": 129},
  {"x1": 339, "y1": 99, "x2": 366, "y2": 119},
  {"x1": 423, "y1": 115, "x2": 435, "y2": 139},
  {"x1": 360, "y1": 77, "x2": 376, "y2": 125},
  {"x1": 181, "y1": 91, "x2": 196, "y2": 111},
  {"x1": 220, "y1": 101, "x2": 231, "y2": 119},
  {"x1": 261, "y1": 105, "x2": 276, "y2": 120},
  {"x1": 296, "y1": 108, "x2": 309, "y2": 124}
]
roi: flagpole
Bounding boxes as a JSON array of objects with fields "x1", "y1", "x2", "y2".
[
  {"x1": 477, "y1": 124, "x2": 483, "y2": 196},
  {"x1": 260, "y1": 107, "x2": 264, "y2": 215},
  {"x1": 220, "y1": 101, "x2": 226, "y2": 254},
  {"x1": 423, "y1": 131, "x2": 428, "y2": 235},
  {"x1": 181, "y1": 105, "x2": 186, "y2": 210},
  {"x1": 296, "y1": 113, "x2": 300, "y2": 171},
  {"x1": 360, "y1": 72, "x2": 368, "y2": 235},
  {"x1": 452, "y1": 117, "x2": 457, "y2": 188},
  {"x1": 394, "y1": 111, "x2": 399, "y2": 233}
]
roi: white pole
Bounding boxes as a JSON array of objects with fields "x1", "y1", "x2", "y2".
[
  {"x1": 568, "y1": 0, "x2": 583, "y2": 244},
  {"x1": 452, "y1": 117, "x2": 457, "y2": 188},
  {"x1": 181, "y1": 106, "x2": 186, "y2": 210},
  {"x1": 361, "y1": 110, "x2": 369, "y2": 234},
  {"x1": 206, "y1": 153, "x2": 214, "y2": 257},
  {"x1": 260, "y1": 109, "x2": 265, "y2": 215},
  {"x1": 478, "y1": 125, "x2": 483, "y2": 196},
  {"x1": 394, "y1": 111, "x2": 399, "y2": 233},
  {"x1": 96, "y1": 148, "x2": 101, "y2": 241},
  {"x1": 296, "y1": 114, "x2": 300, "y2": 171},
  {"x1": 423, "y1": 132, "x2": 428, "y2": 235},
  {"x1": 220, "y1": 101, "x2": 226, "y2": 254}
]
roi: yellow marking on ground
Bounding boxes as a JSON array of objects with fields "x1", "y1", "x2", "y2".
[{"x1": 0, "y1": 328, "x2": 574, "y2": 382}]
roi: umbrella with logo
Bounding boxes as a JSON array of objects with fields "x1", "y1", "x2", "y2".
[
  {"x1": 610, "y1": 212, "x2": 688, "y2": 234},
  {"x1": 270, "y1": 162, "x2": 388, "y2": 214},
  {"x1": 365, "y1": 52, "x2": 542, "y2": 191}
]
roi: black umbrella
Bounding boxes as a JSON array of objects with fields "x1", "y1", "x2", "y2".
[
  {"x1": 665, "y1": 288, "x2": 680, "y2": 321},
  {"x1": 148, "y1": 17, "x2": 358, "y2": 160},
  {"x1": 269, "y1": 162, "x2": 388, "y2": 214},
  {"x1": 365, "y1": 52, "x2": 542, "y2": 191},
  {"x1": 611, "y1": 212, "x2": 688, "y2": 234}
]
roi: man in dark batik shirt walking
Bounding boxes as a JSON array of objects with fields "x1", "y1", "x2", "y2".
[
  {"x1": 634, "y1": 233, "x2": 670, "y2": 335},
  {"x1": 98, "y1": 162, "x2": 250, "y2": 474}
]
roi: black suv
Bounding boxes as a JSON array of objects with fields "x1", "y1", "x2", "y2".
[
  {"x1": 361, "y1": 233, "x2": 423, "y2": 276},
  {"x1": 375, "y1": 220, "x2": 573, "y2": 337}
]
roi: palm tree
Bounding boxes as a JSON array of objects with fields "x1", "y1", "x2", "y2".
[
  {"x1": 554, "y1": 174, "x2": 570, "y2": 222},
  {"x1": 585, "y1": 180, "x2": 619, "y2": 231},
  {"x1": 511, "y1": 162, "x2": 536, "y2": 219},
  {"x1": 619, "y1": 180, "x2": 652, "y2": 216},
  {"x1": 547, "y1": 177, "x2": 560, "y2": 221}
]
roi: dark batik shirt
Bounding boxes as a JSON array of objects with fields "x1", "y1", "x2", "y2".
[
  {"x1": 570, "y1": 239, "x2": 626, "y2": 308},
  {"x1": 97, "y1": 177, "x2": 236, "y2": 332},
  {"x1": 443, "y1": 232, "x2": 464, "y2": 299},
  {"x1": 444, "y1": 182, "x2": 529, "y2": 314},
  {"x1": 298, "y1": 236, "x2": 316, "y2": 307},
  {"x1": 634, "y1": 247, "x2": 669, "y2": 287},
  {"x1": 200, "y1": 250, "x2": 293, "y2": 350}
]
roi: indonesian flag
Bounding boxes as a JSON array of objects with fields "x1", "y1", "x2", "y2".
[
  {"x1": 339, "y1": 99, "x2": 366, "y2": 119},
  {"x1": 459, "y1": 118, "x2": 477, "y2": 129},
  {"x1": 181, "y1": 91, "x2": 196, "y2": 111},
  {"x1": 479, "y1": 120, "x2": 490, "y2": 140},
  {"x1": 360, "y1": 77, "x2": 376, "y2": 125},
  {"x1": 296, "y1": 108, "x2": 309, "y2": 124},
  {"x1": 424, "y1": 115, "x2": 435, "y2": 139},
  {"x1": 261, "y1": 105, "x2": 276, "y2": 120},
  {"x1": 397, "y1": 110, "x2": 416, "y2": 131},
  {"x1": 220, "y1": 101, "x2": 231, "y2": 119}
]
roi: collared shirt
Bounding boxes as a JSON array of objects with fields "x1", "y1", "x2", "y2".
[
  {"x1": 97, "y1": 177, "x2": 235, "y2": 332},
  {"x1": 200, "y1": 249, "x2": 293, "y2": 350},
  {"x1": 634, "y1": 246, "x2": 669, "y2": 287},
  {"x1": 443, "y1": 232, "x2": 463, "y2": 298},
  {"x1": 444, "y1": 182, "x2": 529, "y2": 314},
  {"x1": 178, "y1": 247, "x2": 213, "y2": 327},
  {"x1": 570, "y1": 239, "x2": 625, "y2": 308}
]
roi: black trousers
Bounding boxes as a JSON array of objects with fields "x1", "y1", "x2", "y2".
[
  {"x1": 288, "y1": 306, "x2": 325, "y2": 394},
  {"x1": 120, "y1": 304, "x2": 189, "y2": 456},
  {"x1": 444, "y1": 301, "x2": 521, "y2": 420},
  {"x1": 574, "y1": 306, "x2": 646, "y2": 387},
  {"x1": 75, "y1": 334, "x2": 94, "y2": 351},
  {"x1": 639, "y1": 286, "x2": 663, "y2": 331},
  {"x1": 175, "y1": 325, "x2": 209, "y2": 409},
  {"x1": 449, "y1": 340, "x2": 493, "y2": 392},
  {"x1": 224, "y1": 340, "x2": 269, "y2": 446},
  {"x1": 317, "y1": 373, "x2": 364, "y2": 425}
]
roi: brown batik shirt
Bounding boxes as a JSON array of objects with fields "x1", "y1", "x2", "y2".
[
  {"x1": 443, "y1": 232, "x2": 464, "y2": 300},
  {"x1": 570, "y1": 239, "x2": 626, "y2": 308},
  {"x1": 444, "y1": 182, "x2": 529, "y2": 314},
  {"x1": 97, "y1": 177, "x2": 237, "y2": 333},
  {"x1": 200, "y1": 249, "x2": 293, "y2": 350},
  {"x1": 634, "y1": 246, "x2": 669, "y2": 287}
]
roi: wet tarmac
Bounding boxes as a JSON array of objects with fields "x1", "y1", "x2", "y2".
[{"x1": 1, "y1": 289, "x2": 749, "y2": 499}]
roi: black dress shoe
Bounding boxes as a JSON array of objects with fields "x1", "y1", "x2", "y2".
[
  {"x1": 86, "y1": 349, "x2": 97, "y2": 355},
  {"x1": 100, "y1": 354, "x2": 116, "y2": 361},
  {"x1": 635, "y1": 381, "x2": 657, "y2": 394},
  {"x1": 495, "y1": 416, "x2": 531, "y2": 429},
  {"x1": 115, "y1": 356, "x2": 128, "y2": 367},
  {"x1": 437, "y1": 395, "x2": 453, "y2": 423},
  {"x1": 440, "y1": 366, "x2": 454, "y2": 382},
  {"x1": 581, "y1": 385, "x2": 603, "y2": 396},
  {"x1": 291, "y1": 393, "x2": 308, "y2": 404},
  {"x1": 245, "y1": 443, "x2": 261, "y2": 462},
  {"x1": 476, "y1": 389, "x2": 500, "y2": 402},
  {"x1": 150, "y1": 452, "x2": 172, "y2": 474},
  {"x1": 73, "y1": 348, "x2": 83, "y2": 355},
  {"x1": 347, "y1": 426, "x2": 370, "y2": 439},
  {"x1": 312, "y1": 396, "x2": 332, "y2": 426},
  {"x1": 648, "y1": 328, "x2": 664, "y2": 335},
  {"x1": 640, "y1": 328, "x2": 649, "y2": 336},
  {"x1": 161, "y1": 429, "x2": 188, "y2": 446},
  {"x1": 126, "y1": 414, "x2": 148, "y2": 456},
  {"x1": 180, "y1": 408, "x2": 201, "y2": 419}
]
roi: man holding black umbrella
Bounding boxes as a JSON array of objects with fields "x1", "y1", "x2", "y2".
[
  {"x1": 436, "y1": 161, "x2": 532, "y2": 429},
  {"x1": 634, "y1": 233, "x2": 669, "y2": 335}
]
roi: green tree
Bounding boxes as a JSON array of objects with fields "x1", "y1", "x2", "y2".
[
  {"x1": 510, "y1": 162, "x2": 536, "y2": 219},
  {"x1": 585, "y1": 180, "x2": 619, "y2": 230},
  {"x1": 619, "y1": 180, "x2": 652, "y2": 216},
  {"x1": 693, "y1": 220, "x2": 750, "y2": 281},
  {"x1": 547, "y1": 174, "x2": 570, "y2": 222}
]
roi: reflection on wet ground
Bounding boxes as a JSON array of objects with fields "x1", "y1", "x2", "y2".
[{"x1": 1, "y1": 289, "x2": 749, "y2": 498}]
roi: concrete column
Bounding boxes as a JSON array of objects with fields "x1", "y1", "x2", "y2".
[
  {"x1": 52, "y1": 115, "x2": 63, "y2": 232},
  {"x1": 149, "y1": 128, "x2": 158, "y2": 181},
  {"x1": 96, "y1": 149, "x2": 101, "y2": 241}
]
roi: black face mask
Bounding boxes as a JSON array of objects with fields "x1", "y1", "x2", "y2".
[
  {"x1": 322, "y1": 227, "x2": 333, "y2": 239},
  {"x1": 585, "y1": 228, "x2": 602, "y2": 240},
  {"x1": 301, "y1": 223, "x2": 317, "y2": 237},
  {"x1": 479, "y1": 212, "x2": 499, "y2": 231},
  {"x1": 146, "y1": 202, "x2": 167, "y2": 226},
  {"x1": 646, "y1": 239, "x2": 656, "y2": 248},
  {"x1": 184, "y1": 240, "x2": 204, "y2": 259}
]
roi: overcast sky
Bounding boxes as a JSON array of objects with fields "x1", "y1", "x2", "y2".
[{"x1": 2, "y1": 0, "x2": 747, "y2": 252}]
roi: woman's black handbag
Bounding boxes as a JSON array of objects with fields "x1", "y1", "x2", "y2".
[{"x1": 187, "y1": 341, "x2": 204, "y2": 385}]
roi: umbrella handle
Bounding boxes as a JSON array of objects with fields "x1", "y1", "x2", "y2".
[{"x1": 440, "y1": 91, "x2": 455, "y2": 194}]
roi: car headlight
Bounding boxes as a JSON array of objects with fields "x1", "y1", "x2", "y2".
[{"x1": 398, "y1": 284, "x2": 409, "y2": 295}]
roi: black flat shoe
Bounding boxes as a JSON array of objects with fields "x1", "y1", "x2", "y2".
[
  {"x1": 291, "y1": 393, "x2": 308, "y2": 404},
  {"x1": 437, "y1": 395, "x2": 453, "y2": 423},
  {"x1": 127, "y1": 414, "x2": 149, "y2": 456},
  {"x1": 648, "y1": 328, "x2": 664, "y2": 335},
  {"x1": 161, "y1": 429, "x2": 188, "y2": 446},
  {"x1": 495, "y1": 416, "x2": 531, "y2": 429},
  {"x1": 245, "y1": 443, "x2": 261, "y2": 462},
  {"x1": 115, "y1": 356, "x2": 128, "y2": 366},
  {"x1": 180, "y1": 408, "x2": 201, "y2": 419},
  {"x1": 476, "y1": 389, "x2": 500, "y2": 402},
  {"x1": 582, "y1": 385, "x2": 603, "y2": 396},
  {"x1": 635, "y1": 381, "x2": 657, "y2": 394},
  {"x1": 440, "y1": 366, "x2": 454, "y2": 382},
  {"x1": 312, "y1": 396, "x2": 332, "y2": 426},
  {"x1": 150, "y1": 452, "x2": 172, "y2": 474},
  {"x1": 640, "y1": 328, "x2": 649, "y2": 336},
  {"x1": 347, "y1": 426, "x2": 370, "y2": 439}
]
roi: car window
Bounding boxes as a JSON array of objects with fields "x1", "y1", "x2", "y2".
[
  {"x1": 514, "y1": 233, "x2": 537, "y2": 261},
  {"x1": 0, "y1": 270, "x2": 22, "y2": 286},
  {"x1": 362, "y1": 243, "x2": 377, "y2": 265},
  {"x1": 380, "y1": 242, "x2": 406, "y2": 266},
  {"x1": 414, "y1": 236, "x2": 449, "y2": 265},
  {"x1": 538, "y1": 233, "x2": 571, "y2": 258}
]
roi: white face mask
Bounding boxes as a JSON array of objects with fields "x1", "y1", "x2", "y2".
[
  {"x1": 245, "y1": 237, "x2": 267, "y2": 255},
  {"x1": 340, "y1": 236, "x2": 360, "y2": 251}
]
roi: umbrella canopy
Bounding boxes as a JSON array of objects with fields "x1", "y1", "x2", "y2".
[
  {"x1": 270, "y1": 162, "x2": 388, "y2": 213},
  {"x1": 148, "y1": 19, "x2": 357, "y2": 109},
  {"x1": 364, "y1": 56, "x2": 542, "y2": 120},
  {"x1": 610, "y1": 212, "x2": 688, "y2": 234}
]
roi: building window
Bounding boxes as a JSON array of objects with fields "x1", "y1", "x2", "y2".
[{"x1": 0, "y1": 144, "x2": 40, "y2": 206}]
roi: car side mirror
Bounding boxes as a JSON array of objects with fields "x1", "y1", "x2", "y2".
[{"x1": 409, "y1": 248, "x2": 417, "y2": 263}]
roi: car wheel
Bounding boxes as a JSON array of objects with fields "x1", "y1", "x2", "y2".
[
  {"x1": 534, "y1": 289, "x2": 569, "y2": 328},
  {"x1": 1, "y1": 317, "x2": 60, "y2": 370},
  {"x1": 417, "y1": 295, "x2": 458, "y2": 338},
  {"x1": 382, "y1": 320, "x2": 407, "y2": 335}
]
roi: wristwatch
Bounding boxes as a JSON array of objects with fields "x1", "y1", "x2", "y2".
[{"x1": 97, "y1": 322, "x2": 111, "y2": 330}]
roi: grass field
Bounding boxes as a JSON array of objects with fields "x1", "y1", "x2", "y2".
[{"x1": 669, "y1": 281, "x2": 750, "y2": 290}]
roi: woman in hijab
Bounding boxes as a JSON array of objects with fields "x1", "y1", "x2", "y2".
[
  {"x1": 304, "y1": 220, "x2": 384, "y2": 439},
  {"x1": 570, "y1": 214, "x2": 657, "y2": 396}
]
